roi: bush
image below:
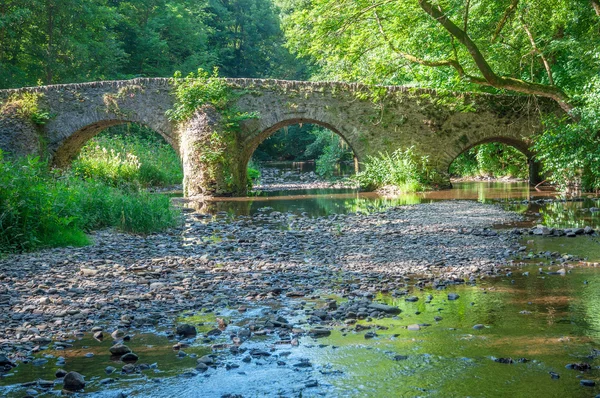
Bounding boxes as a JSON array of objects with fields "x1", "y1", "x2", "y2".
[
  {"x1": 0, "y1": 152, "x2": 180, "y2": 254},
  {"x1": 247, "y1": 159, "x2": 261, "y2": 188},
  {"x1": 355, "y1": 147, "x2": 442, "y2": 192},
  {"x1": 449, "y1": 143, "x2": 528, "y2": 179},
  {"x1": 72, "y1": 124, "x2": 183, "y2": 188}
]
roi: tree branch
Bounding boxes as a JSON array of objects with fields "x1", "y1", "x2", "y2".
[
  {"x1": 418, "y1": 0, "x2": 573, "y2": 113},
  {"x1": 520, "y1": 16, "x2": 554, "y2": 85},
  {"x1": 592, "y1": 0, "x2": 600, "y2": 17},
  {"x1": 463, "y1": 0, "x2": 471, "y2": 33},
  {"x1": 492, "y1": 0, "x2": 519, "y2": 42}
]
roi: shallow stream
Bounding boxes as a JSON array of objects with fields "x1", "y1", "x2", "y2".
[{"x1": 2, "y1": 164, "x2": 600, "y2": 397}]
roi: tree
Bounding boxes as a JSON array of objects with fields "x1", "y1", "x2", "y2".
[{"x1": 282, "y1": 0, "x2": 600, "y2": 113}]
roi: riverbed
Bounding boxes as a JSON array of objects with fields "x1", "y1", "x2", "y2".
[{"x1": 1, "y1": 165, "x2": 600, "y2": 397}]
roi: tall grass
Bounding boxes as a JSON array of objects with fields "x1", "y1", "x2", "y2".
[
  {"x1": 72, "y1": 124, "x2": 183, "y2": 188},
  {"x1": 0, "y1": 152, "x2": 180, "y2": 254},
  {"x1": 355, "y1": 147, "x2": 441, "y2": 192}
]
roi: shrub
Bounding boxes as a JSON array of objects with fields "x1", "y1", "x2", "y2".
[
  {"x1": 449, "y1": 143, "x2": 528, "y2": 179},
  {"x1": 355, "y1": 147, "x2": 442, "y2": 192},
  {"x1": 0, "y1": 152, "x2": 180, "y2": 254},
  {"x1": 72, "y1": 124, "x2": 183, "y2": 188}
]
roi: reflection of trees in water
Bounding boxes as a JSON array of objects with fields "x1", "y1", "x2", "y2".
[{"x1": 539, "y1": 201, "x2": 600, "y2": 229}]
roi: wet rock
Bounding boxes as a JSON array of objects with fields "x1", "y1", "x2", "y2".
[
  {"x1": 176, "y1": 324, "x2": 197, "y2": 337},
  {"x1": 309, "y1": 327, "x2": 331, "y2": 338},
  {"x1": 447, "y1": 293, "x2": 460, "y2": 300},
  {"x1": 0, "y1": 354, "x2": 15, "y2": 368},
  {"x1": 566, "y1": 363, "x2": 591, "y2": 371},
  {"x1": 122, "y1": 364, "x2": 136, "y2": 374},
  {"x1": 110, "y1": 344, "x2": 132, "y2": 356},
  {"x1": 549, "y1": 372, "x2": 560, "y2": 379},
  {"x1": 195, "y1": 363, "x2": 208, "y2": 372},
  {"x1": 580, "y1": 380, "x2": 596, "y2": 387},
  {"x1": 494, "y1": 358, "x2": 513, "y2": 364},
  {"x1": 405, "y1": 296, "x2": 419, "y2": 302},
  {"x1": 63, "y1": 371, "x2": 85, "y2": 392},
  {"x1": 105, "y1": 366, "x2": 116, "y2": 374},
  {"x1": 368, "y1": 303, "x2": 401, "y2": 314},
  {"x1": 472, "y1": 324, "x2": 485, "y2": 330},
  {"x1": 393, "y1": 355, "x2": 408, "y2": 361},
  {"x1": 55, "y1": 369, "x2": 68, "y2": 378},
  {"x1": 121, "y1": 353, "x2": 139, "y2": 363}
]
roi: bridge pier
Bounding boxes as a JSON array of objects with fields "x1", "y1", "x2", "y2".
[{"x1": 180, "y1": 106, "x2": 247, "y2": 197}]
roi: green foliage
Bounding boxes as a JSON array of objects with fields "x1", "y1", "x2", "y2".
[
  {"x1": 534, "y1": 116, "x2": 600, "y2": 192},
  {"x1": 533, "y1": 75, "x2": 600, "y2": 192},
  {"x1": 0, "y1": 152, "x2": 180, "y2": 254},
  {"x1": 281, "y1": 0, "x2": 599, "y2": 96},
  {"x1": 0, "y1": 92, "x2": 53, "y2": 125},
  {"x1": 450, "y1": 143, "x2": 528, "y2": 179},
  {"x1": 355, "y1": 147, "x2": 442, "y2": 193},
  {"x1": 254, "y1": 125, "x2": 354, "y2": 178},
  {"x1": 72, "y1": 124, "x2": 183, "y2": 188},
  {"x1": 247, "y1": 159, "x2": 261, "y2": 188},
  {"x1": 167, "y1": 68, "x2": 259, "y2": 194},
  {"x1": 307, "y1": 128, "x2": 353, "y2": 178},
  {"x1": 0, "y1": 0, "x2": 306, "y2": 88}
]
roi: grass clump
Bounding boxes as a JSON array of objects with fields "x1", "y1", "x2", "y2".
[
  {"x1": 72, "y1": 124, "x2": 183, "y2": 188},
  {"x1": 355, "y1": 147, "x2": 442, "y2": 193},
  {"x1": 0, "y1": 151, "x2": 180, "y2": 254}
]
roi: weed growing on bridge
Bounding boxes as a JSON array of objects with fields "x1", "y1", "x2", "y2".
[
  {"x1": 355, "y1": 147, "x2": 444, "y2": 193},
  {"x1": 0, "y1": 151, "x2": 180, "y2": 254},
  {"x1": 0, "y1": 92, "x2": 53, "y2": 125},
  {"x1": 167, "y1": 68, "x2": 259, "y2": 194}
]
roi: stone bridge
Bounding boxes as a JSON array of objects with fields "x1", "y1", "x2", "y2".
[{"x1": 0, "y1": 78, "x2": 559, "y2": 196}]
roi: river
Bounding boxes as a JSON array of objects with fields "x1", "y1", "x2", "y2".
[{"x1": 1, "y1": 163, "x2": 600, "y2": 397}]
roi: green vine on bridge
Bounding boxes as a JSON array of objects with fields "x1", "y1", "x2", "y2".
[
  {"x1": 0, "y1": 92, "x2": 53, "y2": 125},
  {"x1": 167, "y1": 68, "x2": 259, "y2": 194}
]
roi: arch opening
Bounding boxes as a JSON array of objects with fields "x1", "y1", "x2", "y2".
[
  {"x1": 449, "y1": 140, "x2": 532, "y2": 183},
  {"x1": 65, "y1": 122, "x2": 183, "y2": 190},
  {"x1": 244, "y1": 120, "x2": 358, "y2": 192}
]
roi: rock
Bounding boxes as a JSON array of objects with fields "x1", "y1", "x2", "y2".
[
  {"x1": 63, "y1": 371, "x2": 85, "y2": 392},
  {"x1": 93, "y1": 331, "x2": 104, "y2": 341},
  {"x1": 111, "y1": 329, "x2": 125, "y2": 339},
  {"x1": 309, "y1": 327, "x2": 331, "y2": 338},
  {"x1": 407, "y1": 324, "x2": 420, "y2": 331},
  {"x1": 197, "y1": 355, "x2": 214, "y2": 365},
  {"x1": 447, "y1": 293, "x2": 460, "y2": 300},
  {"x1": 121, "y1": 353, "x2": 139, "y2": 363},
  {"x1": 195, "y1": 363, "x2": 208, "y2": 372},
  {"x1": 549, "y1": 372, "x2": 560, "y2": 379},
  {"x1": 581, "y1": 380, "x2": 595, "y2": 387},
  {"x1": 176, "y1": 324, "x2": 197, "y2": 337},
  {"x1": 368, "y1": 303, "x2": 401, "y2": 314},
  {"x1": 122, "y1": 364, "x2": 136, "y2": 374},
  {"x1": 0, "y1": 354, "x2": 15, "y2": 368},
  {"x1": 393, "y1": 355, "x2": 408, "y2": 361},
  {"x1": 405, "y1": 296, "x2": 419, "y2": 302},
  {"x1": 566, "y1": 362, "x2": 591, "y2": 371},
  {"x1": 364, "y1": 331, "x2": 377, "y2": 339},
  {"x1": 110, "y1": 344, "x2": 132, "y2": 356},
  {"x1": 105, "y1": 366, "x2": 116, "y2": 374},
  {"x1": 55, "y1": 369, "x2": 68, "y2": 378},
  {"x1": 472, "y1": 324, "x2": 485, "y2": 330}
]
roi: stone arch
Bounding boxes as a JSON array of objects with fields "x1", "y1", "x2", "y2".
[
  {"x1": 51, "y1": 118, "x2": 178, "y2": 168},
  {"x1": 240, "y1": 117, "x2": 360, "y2": 174},
  {"x1": 445, "y1": 136, "x2": 542, "y2": 185}
]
